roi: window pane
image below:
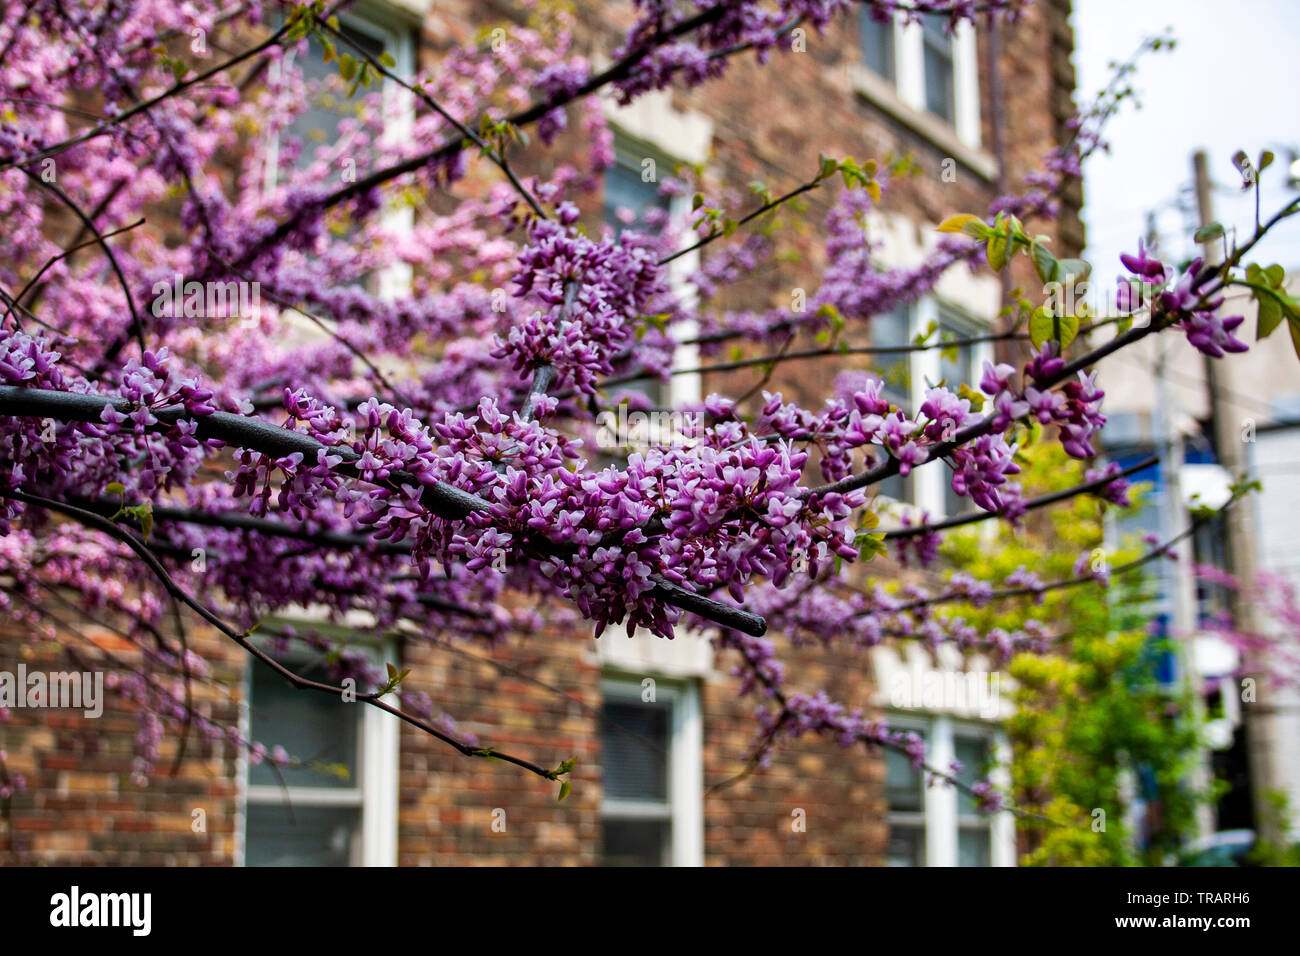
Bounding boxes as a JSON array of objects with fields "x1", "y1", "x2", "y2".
[
  {"x1": 938, "y1": 313, "x2": 978, "y2": 515},
  {"x1": 249, "y1": 661, "x2": 358, "y2": 788},
  {"x1": 859, "y1": 10, "x2": 895, "y2": 81},
  {"x1": 886, "y1": 825, "x2": 925, "y2": 866},
  {"x1": 601, "y1": 699, "x2": 671, "y2": 801},
  {"x1": 870, "y1": 306, "x2": 912, "y2": 502},
  {"x1": 954, "y1": 735, "x2": 990, "y2": 816},
  {"x1": 603, "y1": 161, "x2": 670, "y2": 236},
  {"x1": 601, "y1": 818, "x2": 670, "y2": 866},
  {"x1": 246, "y1": 804, "x2": 360, "y2": 866},
  {"x1": 870, "y1": 306, "x2": 912, "y2": 408},
  {"x1": 885, "y1": 745, "x2": 924, "y2": 812},
  {"x1": 922, "y1": 25, "x2": 955, "y2": 123},
  {"x1": 958, "y1": 827, "x2": 991, "y2": 867},
  {"x1": 285, "y1": 23, "x2": 389, "y2": 168}
]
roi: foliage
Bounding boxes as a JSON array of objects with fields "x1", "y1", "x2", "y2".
[{"x1": 940, "y1": 444, "x2": 1213, "y2": 865}]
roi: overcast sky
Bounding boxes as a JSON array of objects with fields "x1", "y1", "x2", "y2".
[{"x1": 1072, "y1": 0, "x2": 1300, "y2": 277}]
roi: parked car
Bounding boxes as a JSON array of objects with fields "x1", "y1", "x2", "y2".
[{"x1": 1177, "y1": 830, "x2": 1257, "y2": 866}]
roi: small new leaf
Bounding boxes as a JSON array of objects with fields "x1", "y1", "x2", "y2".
[{"x1": 1193, "y1": 222, "x2": 1224, "y2": 243}]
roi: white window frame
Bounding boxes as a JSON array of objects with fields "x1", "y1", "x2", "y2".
[
  {"x1": 878, "y1": 296, "x2": 992, "y2": 517},
  {"x1": 611, "y1": 128, "x2": 704, "y2": 404},
  {"x1": 886, "y1": 712, "x2": 1013, "y2": 867},
  {"x1": 263, "y1": 4, "x2": 416, "y2": 305},
  {"x1": 263, "y1": 5, "x2": 416, "y2": 192},
  {"x1": 239, "y1": 638, "x2": 399, "y2": 867},
  {"x1": 599, "y1": 676, "x2": 704, "y2": 867}
]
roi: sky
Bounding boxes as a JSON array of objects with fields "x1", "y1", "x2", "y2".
[{"x1": 1072, "y1": 0, "x2": 1300, "y2": 277}]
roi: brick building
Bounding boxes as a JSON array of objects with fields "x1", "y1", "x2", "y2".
[{"x1": 0, "y1": 0, "x2": 1082, "y2": 866}]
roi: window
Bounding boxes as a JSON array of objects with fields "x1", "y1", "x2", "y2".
[
  {"x1": 604, "y1": 156, "x2": 672, "y2": 239},
  {"x1": 853, "y1": 13, "x2": 981, "y2": 150},
  {"x1": 885, "y1": 734, "x2": 926, "y2": 866},
  {"x1": 869, "y1": 299, "x2": 990, "y2": 514},
  {"x1": 920, "y1": 16, "x2": 956, "y2": 125},
  {"x1": 243, "y1": 647, "x2": 398, "y2": 866},
  {"x1": 283, "y1": 21, "x2": 388, "y2": 169},
  {"x1": 265, "y1": 7, "x2": 416, "y2": 315},
  {"x1": 869, "y1": 304, "x2": 914, "y2": 504},
  {"x1": 268, "y1": 10, "x2": 414, "y2": 183},
  {"x1": 858, "y1": 9, "x2": 896, "y2": 82},
  {"x1": 936, "y1": 307, "x2": 982, "y2": 518},
  {"x1": 600, "y1": 678, "x2": 703, "y2": 866},
  {"x1": 604, "y1": 142, "x2": 675, "y2": 413},
  {"x1": 598, "y1": 134, "x2": 702, "y2": 462},
  {"x1": 884, "y1": 715, "x2": 1007, "y2": 866},
  {"x1": 954, "y1": 732, "x2": 993, "y2": 866}
]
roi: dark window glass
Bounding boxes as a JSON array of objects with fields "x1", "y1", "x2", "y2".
[
  {"x1": 601, "y1": 699, "x2": 671, "y2": 801},
  {"x1": 887, "y1": 826, "x2": 926, "y2": 867},
  {"x1": 246, "y1": 804, "x2": 360, "y2": 866},
  {"x1": 285, "y1": 22, "x2": 390, "y2": 169},
  {"x1": 937, "y1": 309, "x2": 980, "y2": 517},
  {"x1": 859, "y1": 10, "x2": 896, "y2": 82},
  {"x1": 603, "y1": 160, "x2": 671, "y2": 237},
  {"x1": 885, "y1": 746, "x2": 924, "y2": 813},
  {"x1": 922, "y1": 17, "x2": 955, "y2": 124},
  {"x1": 954, "y1": 735, "x2": 990, "y2": 817},
  {"x1": 248, "y1": 660, "x2": 358, "y2": 789},
  {"x1": 885, "y1": 735, "x2": 925, "y2": 866},
  {"x1": 958, "y1": 827, "x2": 991, "y2": 866},
  {"x1": 871, "y1": 306, "x2": 913, "y2": 503},
  {"x1": 601, "y1": 819, "x2": 671, "y2": 867}
]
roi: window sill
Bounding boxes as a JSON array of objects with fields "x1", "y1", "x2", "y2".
[{"x1": 848, "y1": 65, "x2": 997, "y2": 183}]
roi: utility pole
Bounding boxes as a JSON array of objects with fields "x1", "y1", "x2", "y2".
[{"x1": 1192, "y1": 149, "x2": 1278, "y2": 843}]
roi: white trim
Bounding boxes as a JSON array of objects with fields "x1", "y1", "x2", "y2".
[
  {"x1": 602, "y1": 93, "x2": 714, "y2": 168},
  {"x1": 895, "y1": 14, "x2": 925, "y2": 113},
  {"x1": 925, "y1": 714, "x2": 957, "y2": 866},
  {"x1": 600, "y1": 677, "x2": 705, "y2": 867},
  {"x1": 952, "y1": 21, "x2": 981, "y2": 149},
  {"x1": 360, "y1": 689, "x2": 401, "y2": 866},
  {"x1": 241, "y1": 640, "x2": 400, "y2": 867},
  {"x1": 247, "y1": 785, "x2": 363, "y2": 807},
  {"x1": 990, "y1": 730, "x2": 1016, "y2": 866},
  {"x1": 595, "y1": 621, "x2": 715, "y2": 679}
]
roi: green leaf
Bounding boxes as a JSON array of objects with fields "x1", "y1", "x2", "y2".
[
  {"x1": 1258, "y1": 294, "x2": 1283, "y2": 339},
  {"x1": 379, "y1": 50, "x2": 397, "y2": 68},
  {"x1": 817, "y1": 153, "x2": 837, "y2": 181},
  {"x1": 1290, "y1": 317, "x2": 1300, "y2": 364},
  {"x1": 857, "y1": 531, "x2": 887, "y2": 561},
  {"x1": 106, "y1": 482, "x2": 126, "y2": 497},
  {"x1": 937, "y1": 214, "x2": 981, "y2": 235},
  {"x1": 1029, "y1": 239, "x2": 1058, "y2": 284},
  {"x1": 1055, "y1": 258, "x2": 1091, "y2": 287},
  {"x1": 338, "y1": 52, "x2": 357, "y2": 81},
  {"x1": 1265, "y1": 264, "x2": 1286, "y2": 288},
  {"x1": 558, "y1": 779, "x2": 572, "y2": 801},
  {"x1": 958, "y1": 382, "x2": 986, "y2": 411},
  {"x1": 1029, "y1": 307, "x2": 1079, "y2": 350},
  {"x1": 1193, "y1": 222, "x2": 1224, "y2": 243},
  {"x1": 986, "y1": 230, "x2": 1009, "y2": 271},
  {"x1": 554, "y1": 756, "x2": 577, "y2": 777}
]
